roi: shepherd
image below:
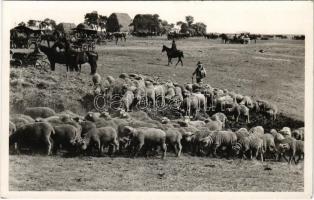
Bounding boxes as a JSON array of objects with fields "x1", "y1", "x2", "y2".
[{"x1": 192, "y1": 61, "x2": 206, "y2": 84}]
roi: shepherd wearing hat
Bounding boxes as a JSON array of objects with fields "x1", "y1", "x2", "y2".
[{"x1": 192, "y1": 61, "x2": 206, "y2": 84}]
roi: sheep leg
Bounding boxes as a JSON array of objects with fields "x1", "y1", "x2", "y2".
[
  {"x1": 133, "y1": 142, "x2": 144, "y2": 158},
  {"x1": 177, "y1": 142, "x2": 182, "y2": 157},
  {"x1": 161, "y1": 143, "x2": 167, "y2": 159},
  {"x1": 44, "y1": 136, "x2": 52, "y2": 156}
]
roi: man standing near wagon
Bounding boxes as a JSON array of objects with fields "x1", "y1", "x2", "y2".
[{"x1": 192, "y1": 61, "x2": 206, "y2": 84}]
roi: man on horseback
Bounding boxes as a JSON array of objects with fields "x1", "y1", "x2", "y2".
[
  {"x1": 192, "y1": 61, "x2": 206, "y2": 84},
  {"x1": 171, "y1": 39, "x2": 177, "y2": 52}
]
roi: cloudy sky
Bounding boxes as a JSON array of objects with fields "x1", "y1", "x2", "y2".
[{"x1": 3, "y1": 1, "x2": 312, "y2": 34}]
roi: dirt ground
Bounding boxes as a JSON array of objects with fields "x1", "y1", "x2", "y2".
[{"x1": 9, "y1": 37, "x2": 305, "y2": 191}]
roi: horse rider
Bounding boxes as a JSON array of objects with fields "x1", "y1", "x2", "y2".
[
  {"x1": 192, "y1": 61, "x2": 207, "y2": 84},
  {"x1": 171, "y1": 39, "x2": 177, "y2": 51}
]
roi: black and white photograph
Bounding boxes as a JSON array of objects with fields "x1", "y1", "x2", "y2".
[{"x1": 1, "y1": 1, "x2": 313, "y2": 198}]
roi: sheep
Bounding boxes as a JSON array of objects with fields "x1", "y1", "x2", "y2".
[
  {"x1": 277, "y1": 137, "x2": 303, "y2": 164},
  {"x1": 154, "y1": 84, "x2": 166, "y2": 106},
  {"x1": 271, "y1": 129, "x2": 285, "y2": 144},
  {"x1": 248, "y1": 126, "x2": 264, "y2": 138},
  {"x1": 121, "y1": 86, "x2": 135, "y2": 112},
  {"x1": 80, "y1": 127, "x2": 119, "y2": 156},
  {"x1": 232, "y1": 135, "x2": 264, "y2": 161},
  {"x1": 192, "y1": 92, "x2": 207, "y2": 113},
  {"x1": 9, "y1": 121, "x2": 16, "y2": 136},
  {"x1": 181, "y1": 93, "x2": 200, "y2": 118},
  {"x1": 51, "y1": 124, "x2": 82, "y2": 154},
  {"x1": 226, "y1": 102, "x2": 250, "y2": 123},
  {"x1": 205, "y1": 120, "x2": 223, "y2": 131},
  {"x1": 24, "y1": 107, "x2": 56, "y2": 119},
  {"x1": 235, "y1": 128, "x2": 249, "y2": 141},
  {"x1": 211, "y1": 112, "x2": 227, "y2": 128},
  {"x1": 9, "y1": 122, "x2": 55, "y2": 155},
  {"x1": 145, "y1": 81, "x2": 156, "y2": 108},
  {"x1": 212, "y1": 130, "x2": 237, "y2": 158},
  {"x1": 10, "y1": 114, "x2": 34, "y2": 123},
  {"x1": 292, "y1": 127, "x2": 304, "y2": 141},
  {"x1": 123, "y1": 126, "x2": 167, "y2": 159},
  {"x1": 239, "y1": 96, "x2": 254, "y2": 109},
  {"x1": 165, "y1": 86, "x2": 176, "y2": 101},
  {"x1": 256, "y1": 100, "x2": 278, "y2": 120},
  {"x1": 183, "y1": 116, "x2": 206, "y2": 128},
  {"x1": 262, "y1": 133, "x2": 276, "y2": 159},
  {"x1": 279, "y1": 127, "x2": 292, "y2": 138},
  {"x1": 10, "y1": 117, "x2": 30, "y2": 129},
  {"x1": 164, "y1": 128, "x2": 182, "y2": 157},
  {"x1": 215, "y1": 95, "x2": 234, "y2": 111},
  {"x1": 174, "y1": 85, "x2": 184, "y2": 101},
  {"x1": 92, "y1": 73, "x2": 101, "y2": 86},
  {"x1": 79, "y1": 120, "x2": 97, "y2": 137}
]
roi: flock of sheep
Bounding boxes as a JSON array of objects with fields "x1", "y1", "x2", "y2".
[{"x1": 9, "y1": 72, "x2": 304, "y2": 165}]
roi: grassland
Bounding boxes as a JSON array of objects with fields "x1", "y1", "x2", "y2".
[{"x1": 9, "y1": 37, "x2": 305, "y2": 191}]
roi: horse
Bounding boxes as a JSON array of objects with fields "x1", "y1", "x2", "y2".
[
  {"x1": 71, "y1": 50, "x2": 98, "y2": 75},
  {"x1": 161, "y1": 45, "x2": 184, "y2": 66},
  {"x1": 39, "y1": 44, "x2": 73, "y2": 72},
  {"x1": 113, "y1": 32, "x2": 126, "y2": 45}
]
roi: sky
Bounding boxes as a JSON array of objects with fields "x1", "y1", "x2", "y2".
[{"x1": 3, "y1": 1, "x2": 313, "y2": 34}]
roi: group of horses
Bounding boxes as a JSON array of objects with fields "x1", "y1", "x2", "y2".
[{"x1": 38, "y1": 40, "x2": 98, "y2": 75}]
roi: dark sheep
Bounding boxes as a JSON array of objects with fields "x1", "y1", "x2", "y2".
[{"x1": 9, "y1": 122, "x2": 55, "y2": 155}]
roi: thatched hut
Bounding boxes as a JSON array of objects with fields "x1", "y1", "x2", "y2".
[{"x1": 106, "y1": 13, "x2": 132, "y2": 33}]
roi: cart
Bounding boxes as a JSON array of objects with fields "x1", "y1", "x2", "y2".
[{"x1": 10, "y1": 49, "x2": 50, "y2": 71}]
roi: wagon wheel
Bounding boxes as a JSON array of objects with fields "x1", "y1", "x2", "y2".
[{"x1": 34, "y1": 58, "x2": 50, "y2": 72}]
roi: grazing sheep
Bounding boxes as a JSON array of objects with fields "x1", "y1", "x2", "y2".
[
  {"x1": 277, "y1": 137, "x2": 303, "y2": 164},
  {"x1": 51, "y1": 124, "x2": 82, "y2": 154},
  {"x1": 10, "y1": 117, "x2": 29, "y2": 129},
  {"x1": 84, "y1": 112, "x2": 101, "y2": 122},
  {"x1": 212, "y1": 130, "x2": 237, "y2": 158},
  {"x1": 11, "y1": 114, "x2": 34, "y2": 123},
  {"x1": 292, "y1": 127, "x2": 304, "y2": 141},
  {"x1": 226, "y1": 103, "x2": 250, "y2": 123},
  {"x1": 215, "y1": 95, "x2": 234, "y2": 111},
  {"x1": 164, "y1": 128, "x2": 182, "y2": 157},
  {"x1": 211, "y1": 112, "x2": 227, "y2": 128},
  {"x1": 174, "y1": 86, "x2": 184, "y2": 101},
  {"x1": 205, "y1": 120, "x2": 223, "y2": 131},
  {"x1": 165, "y1": 86, "x2": 176, "y2": 101},
  {"x1": 79, "y1": 121, "x2": 97, "y2": 137},
  {"x1": 24, "y1": 107, "x2": 56, "y2": 119},
  {"x1": 248, "y1": 126, "x2": 264, "y2": 138},
  {"x1": 9, "y1": 122, "x2": 55, "y2": 155},
  {"x1": 235, "y1": 128, "x2": 249, "y2": 141},
  {"x1": 81, "y1": 127, "x2": 119, "y2": 156},
  {"x1": 262, "y1": 133, "x2": 276, "y2": 159},
  {"x1": 9, "y1": 121, "x2": 16, "y2": 135},
  {"x1": 257, "y1": 100, "x2": 278, "y2": 120},
  {"x1": 240, "y1": 96, "x2": 254, "y2": 109},
  {"x1": 92, "y1": 73, "x2": 101, "y2": 86},
  {"x1": 232, "y1": 135, "x2": 264, "y2": 161},
  {"x1": 123, "y1": 126, "x2": 167, "y2": 159}
]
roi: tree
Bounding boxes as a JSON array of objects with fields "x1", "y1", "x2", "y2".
[
  {"x1": 27, "y1": 20, "x2": 37, "y2": 27},
  {"x1": 18, "y1": 22, "x2": 26, "y2": 26},
  {"x1": 43, "y1": 18, "x2": 56, "y2": 30},
  {"x1": 185, "y1": 16, "x2": 194, "y2": 27},
  {"x1": 176, "y1": 21, "x2": 184, "y2": 26},
  {"x1": 84, "y1": 11, "x2": 99, "y2": 30},
  {"x1": 180, "y1": 22, "x2": 189, "y2": 33},
  {"x1": 132, "y1": 14, "x2": 161, "y2": 33},
  {"x1": 106, "y1": 13, "x2": 120, "y2": 32},
  {"x1": 99, "y1": 15, "x2": 107, "y2": 32}
]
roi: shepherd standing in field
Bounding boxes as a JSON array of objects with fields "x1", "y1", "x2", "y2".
[{"x1": 192, "y1": 61, "x2": 206, "y2": 84}]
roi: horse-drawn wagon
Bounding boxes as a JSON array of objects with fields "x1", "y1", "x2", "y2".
[
  {"x1": 10, "y1": 47, "x2": 50, "y2": 71},
  {"x1": 10, "y1": 25, "x2": 42, "y2": 49}
]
